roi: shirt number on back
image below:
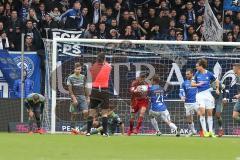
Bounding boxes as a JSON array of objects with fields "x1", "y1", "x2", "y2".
[{"x1": 156, "y1": 93, "x2": 163, "y2": 104}]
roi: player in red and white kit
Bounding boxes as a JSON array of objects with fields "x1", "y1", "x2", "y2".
[{"x1": 128, "y1": 73, "x2": 149, "y2": 136}]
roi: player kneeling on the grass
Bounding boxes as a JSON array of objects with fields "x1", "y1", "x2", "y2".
[
  {"x1": 128, "y1": 72, "x2": 149, "y2": 135},
  {"x1": 149, "y1": 75, "x2": 180, "y2": 137},
  {"x1": 25, "y1": 93, "x2": 45, "y2": 134},
  {"x1": 191, "y1": 59, "x2": 220, "y2": 138},
  {"x1": 179, "y1": 69, "x2": 198, "y2": 137},
  {"x1": 67, "y1": 62, "x2": 89, "y2": 135}
]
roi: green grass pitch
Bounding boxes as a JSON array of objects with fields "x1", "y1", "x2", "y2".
[{"x1": 0, "y1": 133, "x2": 239, "y2": 160}]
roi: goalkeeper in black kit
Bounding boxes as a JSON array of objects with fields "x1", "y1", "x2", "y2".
[{"x1": 25, "y1": 93, "x2": 45, "y2": 134}]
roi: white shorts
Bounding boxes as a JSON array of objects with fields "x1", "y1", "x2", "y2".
[
  {"x1": 185, "y1": 103, "x2": 198, "y2": 116},
  {"x1": 196, "y1": 89, "x2": 215, "y2": 109},
  {"x1": 149, "y1": 110, "x2": 171, "y2": 122}
]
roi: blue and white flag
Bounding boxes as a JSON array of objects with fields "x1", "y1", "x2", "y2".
[
  {"x1": 0, "y1": 50, "x2": 20, "y2": 89},
  {"x1": 224, "y1": 0, "x2": 240, "y2": 11},
  {"x1": 0, "y1": 51, "x2": 41, "y2": 98},
  {"x1": 203, "y1": 0, "x2": 223, "y2": 43}
]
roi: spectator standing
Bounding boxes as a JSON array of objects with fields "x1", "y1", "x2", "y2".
[
  {"x1": 0, "y1": 32, "x2": 9, "y2": 50},
  {"x1": 20, "y1": 0, "x2": 30, "y2": 22},
  {"x1": 60, "y1": 0, "x2": 83, "y2": 30},
  {"x1": 13, "y1": 69, "x2": 34, "y2": 98},
  {"x1": 24, "y1": 20, "x2": 43, "y2": 50}
]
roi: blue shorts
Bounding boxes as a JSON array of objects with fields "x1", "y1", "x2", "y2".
[{"x1": 69, "y1": 95, "x2": 88, "y2": 113}]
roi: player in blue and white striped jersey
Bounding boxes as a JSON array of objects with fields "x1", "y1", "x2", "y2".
[
  {"x1": 191, "y1": 59, "x2": 220, "y2": 138},
  {"x1": 179, "y1": 69, "x2": 198, "y2": 136},
  {"x1": 149, "y1": 75, "x2": 180, "y2": 137}
]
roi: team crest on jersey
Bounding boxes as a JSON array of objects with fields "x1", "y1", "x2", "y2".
[{"x1": 13, "y1": 56, "x2": 34, "y2": 78}]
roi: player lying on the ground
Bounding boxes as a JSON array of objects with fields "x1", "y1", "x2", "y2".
[
  {"x1": 211, "y1": 81, "x2": 227, "y2": 137},
  {"x1": 179, "y1": 69, "x2": 198, "y2": 137},
  {"x1": 24, "y1": 93, "x2": 45, "y2": 134},
  {"x1": 128, "y1": 73, "x2": 149, "y2": 136},
  {"x1": 67, "y1": 62, "x2": 89, "y2": 135},
  {"x1": 149, "y1": 75, "x2": 180, "y2": 137},
  {"x1": 191, "y1": 59, "x2": 219, "y2": 138},
  {"x1": 232, "y1": 63, "x2": 240, "y2": 122},
  {"x1": 79, "y1": 111, "x2": 125, "y2": 135}
]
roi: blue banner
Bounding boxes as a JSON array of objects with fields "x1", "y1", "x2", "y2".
[
  {"x1": 0, "y1": 51, "x2": 41, "y2": 98},
  {"x1": 224, "y1": 0, "x2": 240, "y2": 11},
  {"x1": 0, "y1": 50, "x2": 20, "y2": 89}
]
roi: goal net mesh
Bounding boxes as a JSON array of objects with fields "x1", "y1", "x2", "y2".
[{"x1": 44, "y1": 39, "x2": 240, "y2": 135}]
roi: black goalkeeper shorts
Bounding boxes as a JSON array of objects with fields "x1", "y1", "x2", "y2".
[{"x1": 89, "y1": 88, "x2": 109, "y2": 109}]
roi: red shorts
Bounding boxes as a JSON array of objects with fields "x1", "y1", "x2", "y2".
[{"x1": 131, "y1": 99, "x2": 149, "y2": 113}]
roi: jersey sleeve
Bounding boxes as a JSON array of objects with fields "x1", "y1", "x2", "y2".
[
  {"x1": 39, "y1": 94, "x2": 45, "y2": 102},
  {"x1": 24, "y1": 94, "x2": 33, "y2": 108},
  {"x1": 66, "y1": 75, "x2": 72, "y2": 86},
  {"x1": 26, "y1": 93, "x2": 34, "y2": 99},
  {"x1": 179, "y1": 82, "x2": 185, "y2": 98},
  {"x1": 60, "y1": 9, "x2": 72, "y2": 20},
  {"x1": 209, "y1": 71, "x2": 216, "y2": 81}
]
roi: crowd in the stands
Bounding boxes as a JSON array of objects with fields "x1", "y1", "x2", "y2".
[{"x1": 0, "y1": 0, "x2": 238, "y2": 51}]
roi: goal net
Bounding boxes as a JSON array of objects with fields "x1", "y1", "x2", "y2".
[{"x1": 45, "y1": 39, "x2": 240, "y2": 135}]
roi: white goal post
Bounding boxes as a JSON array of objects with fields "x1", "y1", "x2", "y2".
[{"x1": 49, "y1": 38, "x2": 240, "y2": 134}]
